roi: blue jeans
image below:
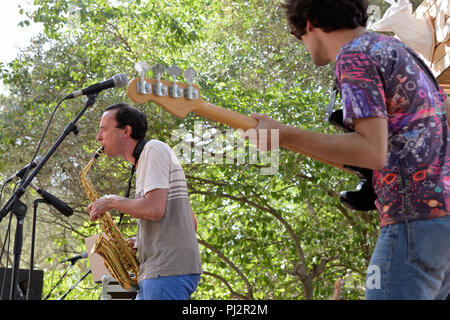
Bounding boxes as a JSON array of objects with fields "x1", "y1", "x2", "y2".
[
  {"x1": 365, "y1": 216, "x2": 450, "y2": 300},
  {"x1": 135, "y1": 274, "x2": 201, "y2": 300}
]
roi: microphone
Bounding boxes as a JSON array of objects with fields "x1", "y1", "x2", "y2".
[
  {"x1": 4, "y1": 156, "x2": 44, "y2": 184},
  {"x1": 30, "y1": 183, "x2": 73, "y2": 217},
  {"x1": 64, "y1": 73, "x2": 128, "y2": 100},
  {"x1": 60, "y1": 252, "x2": 88, "y2": 264}
]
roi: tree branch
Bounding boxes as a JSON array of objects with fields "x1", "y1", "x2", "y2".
[
  {"x1": 104, "y1": 21, "x2": 136, "y2": 59},
  {"x1": 198, "y1": 238, "x2": 254, "y2": 299},
  {"x1": 202, "y1": 271, "x2": 251, "y2": 300}
]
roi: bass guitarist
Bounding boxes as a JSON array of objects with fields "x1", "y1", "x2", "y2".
[{"x1": 247, "y1": 0, "x2": 450, "y2": 299}]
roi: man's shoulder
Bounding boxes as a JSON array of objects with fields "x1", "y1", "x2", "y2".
[
  {"x1": 143, "y1": 140, "x2": 179, "y2": 164},
  {"x1": 145, "y1": 139, "x2": 171, "y2": 152},
  {"x1": 340, "y1": 31, "x2": 405, "y2": 57}
]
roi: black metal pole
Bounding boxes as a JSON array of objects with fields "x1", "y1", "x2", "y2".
[
  {"x1": 9, "y1": 199, "x2": 27, "y2": 300},
  {"x1": 26, "y1": 199, "x2": 47, "y2": 300},
  {"x1": 57, "y1": 269, "x2": 91, "y2": 300},
  {"x1": 1, "y1": 94, "x2": 98, "y2": 300},
  {"x1": 0, "y1": 94, "x2": 98, "y2": 224},
  {"x1": 43, "y1": 263, "x2": 74, "y2": 300}
]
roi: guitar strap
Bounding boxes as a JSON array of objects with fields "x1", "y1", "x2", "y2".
[
  {"x1": 325, "y1": 49, "x2": 443, "y2": 126},
  {"x1": 118, "y1": 138, "x2": 148, "y2": 226},
  {"x1": 324, "y1": 84, "x2": 338, "y2": 123},
  {"x1": 408, "y1": 51, "x2": 442, "y2": 92}
]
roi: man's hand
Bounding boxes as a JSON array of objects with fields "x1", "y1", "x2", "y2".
[
  {"x1": 242, "y1": 113, "x2": 285, "y2": 151},
  {"x1": 242, "y1": 113, "x2": 388, "y2": 171},
  {"x1": 88, "y1": 195, "x2": 116, "y2": 221},
  {"x1": 127, "y1": 237, "x2": 138, "y2": 255},
  {"x1": 88, "y1": 189, "x2": 168, "y2": 222}
]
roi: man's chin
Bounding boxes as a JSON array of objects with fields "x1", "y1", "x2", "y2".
[{"x1": 103, "y1": 148, "x2": 113, "y2": 157}]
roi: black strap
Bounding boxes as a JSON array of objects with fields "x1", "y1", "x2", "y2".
[
  {"x1": 408, "y1": 50, "x2": 442, "y2": 92},
  {"x1": 132, "y1": 138, "x2": 148, "y2": 164},
  {"x1": 325, "y1": 84, "x2": 338, "y2": 122},
  {"x1": 118, "y1": 138, "x2": 148, "y2": 226}
]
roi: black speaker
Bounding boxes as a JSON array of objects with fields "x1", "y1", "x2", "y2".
[{"x1": 0, "y1": 268, "x2": 44, "y2": 300}]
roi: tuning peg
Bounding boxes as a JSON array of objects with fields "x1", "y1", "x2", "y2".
[
  {"x1": 183, "y1": 67, "x2": 199, "y2": 100},
  {"x1": 152, "y1": 63, "x2": 168, "y2": 96},
  {"x1": 184, "y1": 68, "x2": 196, "y2": 85},
  {"x1": 135, "y1": 61, "x2": 150, "y2": 74},
  {"x1": 167, "y1": 65, "x2": 183, "y2": 98},
  {"x1": 135, "y1": 61, "x2": 152, "y2": 95},
  {"x1": 152, "y1": 63, "x2": 166, "y2": 79},
  {"x1": 167, "y1": 65, "x2": 182, "y2": 78}
]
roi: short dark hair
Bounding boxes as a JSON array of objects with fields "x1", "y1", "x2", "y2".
[
  {"x1": 282, "y1": 0, "x2": 369, "y2": 38},
  {"x1": 105, "y1": 103, "x2": 148, "y2": 140}
]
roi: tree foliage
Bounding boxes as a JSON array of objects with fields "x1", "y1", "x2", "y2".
[{"x1": 0, "y1": 0, "x2": 412, "y2": 300}]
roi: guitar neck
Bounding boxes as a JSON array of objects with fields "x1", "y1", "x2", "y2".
[
  {"x1": 195, "y1": 100, "x2": 258, "y2": 130},
  {"x1": 193, "y1": 101, "x2": 348, "y2": 172},
  {"x1": 126, "y1": 77, "x2": 347, "y2": 172}
]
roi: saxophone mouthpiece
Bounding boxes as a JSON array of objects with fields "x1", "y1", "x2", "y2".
[{"x1": 94, "y1": 146, "x2": 104, "y2": 159}]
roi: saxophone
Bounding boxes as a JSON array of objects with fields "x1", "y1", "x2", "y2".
[{"x1": 79, "y1": 147, "x2": 139, "y2": 291}]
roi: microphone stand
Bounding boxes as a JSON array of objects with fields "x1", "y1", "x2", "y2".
[
  {"x1": 26, "y1": 199, "x2": 48, "y2": 300},
  {"x1": 0, "y1": 94, "x2": 98, "y2": 300},
  {"x1": 43, "y1": 259, "x2": 76, "y2": 300},
  {"x1": 44, "y1": 257, "x2": 90, "y2": 300},
  {"x1": 9, "y1": 197, "x2": 27, "y2": 300},
  {"x1": 57, "y1": 269, "x2": 91, "y2": 300}
]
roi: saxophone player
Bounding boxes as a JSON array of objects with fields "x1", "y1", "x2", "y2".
[{"x1": 88, "y1": 103, "x2": 202, "y2": 300}]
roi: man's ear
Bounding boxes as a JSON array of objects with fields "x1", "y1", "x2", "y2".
[
  {"x1": 123, "y1": 125, "x2": 133, "y2": 138},
  {"x1": 305, "y1": 21, "x2": 314, "y2": 33}
]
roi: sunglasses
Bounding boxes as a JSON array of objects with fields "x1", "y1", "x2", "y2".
[{"x1": 289, "y1": 25, "x2": 305, "y2": 40}]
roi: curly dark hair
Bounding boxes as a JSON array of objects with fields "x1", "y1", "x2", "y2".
[
  {"x1": 282, "y1": 0, "x2": 369, "y2": 38},
  {"x1": 105, "y1": 103, "x2": 148, "y2": 141}
]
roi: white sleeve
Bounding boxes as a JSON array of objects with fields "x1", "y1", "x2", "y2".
[{"x1": 139, "y1": 141, "x2": 171, "y2": 194}]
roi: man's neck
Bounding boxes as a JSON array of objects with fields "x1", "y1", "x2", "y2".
[
  {"x1": 123, "y1": 139, "x2": 138, "y2": 165},
  {"x1": 325, "y1": 26, "x2": 367, "y2": 61}
]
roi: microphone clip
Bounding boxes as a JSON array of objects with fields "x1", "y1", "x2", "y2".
[{"x1": 30, "y1": 183, "x2": 73, "y2": 217}]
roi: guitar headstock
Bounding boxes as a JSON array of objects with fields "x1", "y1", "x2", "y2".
[{"x1": 127, "y1": 62, "x2": 203, "y2": 119}]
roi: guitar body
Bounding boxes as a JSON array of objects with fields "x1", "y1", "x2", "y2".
[{"x1": 329, "y1": 109, "x2": 377, "y2": 211}]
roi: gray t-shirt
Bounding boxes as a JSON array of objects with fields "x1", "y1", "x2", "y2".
[{"x1": 135, "y1": 139, "x2": 202, "y2": 281}]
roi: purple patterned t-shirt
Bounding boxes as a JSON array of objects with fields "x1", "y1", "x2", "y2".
[{"x1": 335, "y1": 31, "x2": 449, "y2": 227}]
